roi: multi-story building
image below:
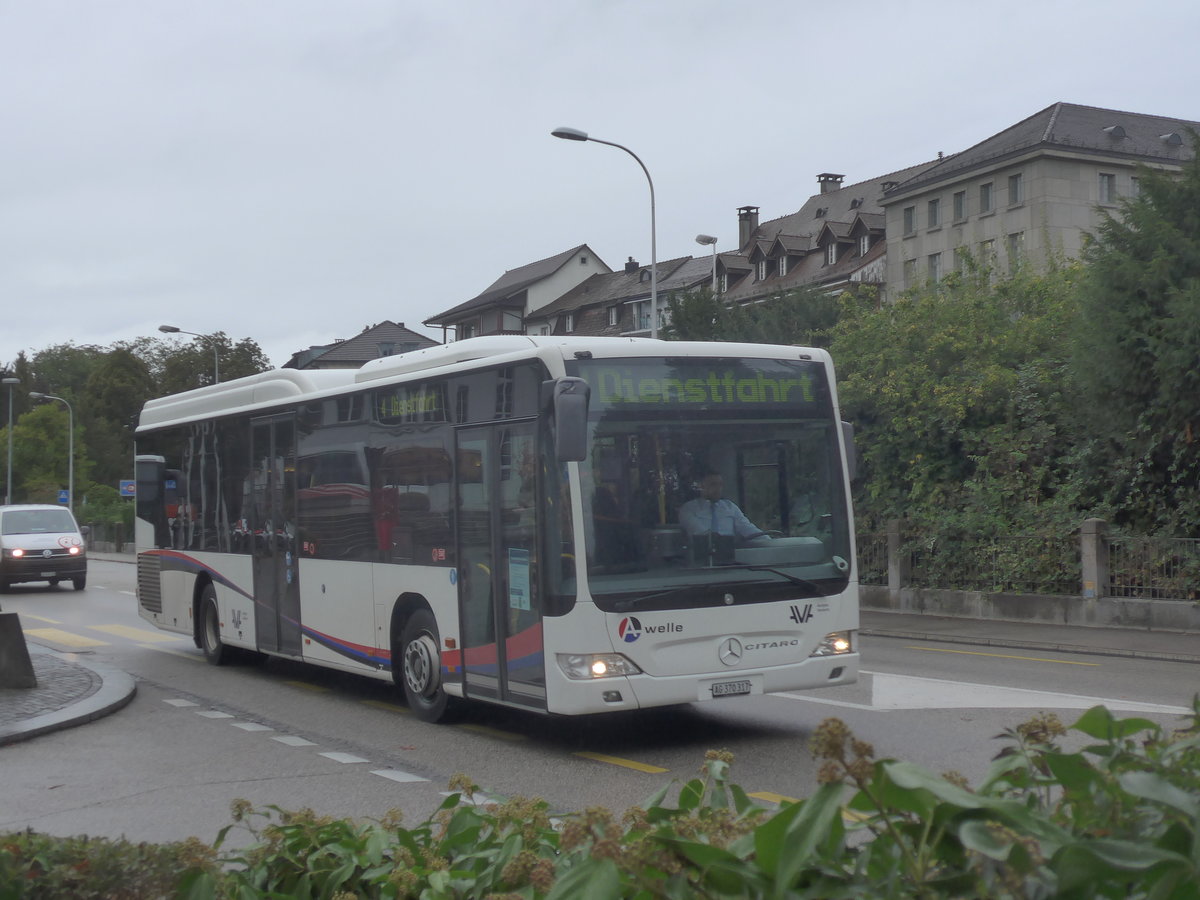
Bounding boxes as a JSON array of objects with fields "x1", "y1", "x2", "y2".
[
  {"x1": 283, "y1": 320, "x2": 437, "y2": 369},
  {"x1": 423, "y1": 244, "x2": 609, "y2": 342},
  {"x1": 715, "y1": 162, "x2": 941, "y2": 305},
  {"x1": 882, "y1": 102, "x2": 1200, "y2": 291}
]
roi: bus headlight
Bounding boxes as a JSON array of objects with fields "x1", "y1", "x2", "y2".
[
  {"x1": 556, "y1": 653, "x2": 642, "y2": 680},
  {"x1": 810, "y1": 630, "x2": 855, "y2": 657}
]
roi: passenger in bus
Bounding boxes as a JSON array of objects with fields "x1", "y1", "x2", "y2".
[{"x1": 678, "y1": 473, "x2": 772, "y2": 546}]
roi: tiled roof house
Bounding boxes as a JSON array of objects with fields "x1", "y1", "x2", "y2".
[
  {"x1": 423, "y1": 244, "x2": 610, "y2": 341},
  {"x1": 283, "y1": 320, "x2": 438, "y2": 369}
]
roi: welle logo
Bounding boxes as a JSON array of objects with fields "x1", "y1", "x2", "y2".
[{"x1": 618, "y1": 616, "x2": 643, "y2": 643}]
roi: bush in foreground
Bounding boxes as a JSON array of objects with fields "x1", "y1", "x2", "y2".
[{"x1": 3, "y1": 701, "x2": 1199, "y2": 898}]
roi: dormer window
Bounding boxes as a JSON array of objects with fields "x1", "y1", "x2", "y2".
[
  {"x1": 757, "y1": 260, "x2": 767, "y2": 281},
  {"x1": 826, "y1": 244, "x2": 837, "y2": 266},
  {"x1": 778, "y1": 257, "x2": 787, "y2": 277},
  {"x1": 719, "y1": 272, "x2": 728, "y2": 293},
  {"x1": 858, "y1": 234, "x2": 870, "y2": 256},
  {"x1": 377, "y1": 342, "x2": 396, "y2": 357}
]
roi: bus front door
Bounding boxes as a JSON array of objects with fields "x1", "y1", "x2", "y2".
[
  {"x1": 456, "y1": 424, "x2": 545, "y2": 709},
  {"x1": 250, "y1": 414, "x2": 301, "y2": 656}
]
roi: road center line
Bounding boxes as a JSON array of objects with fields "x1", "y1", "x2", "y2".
[
  {"x1": 574, "y1": 751, "x2": 668, "y2": 773},
  {"x1": 903, "y1": 645, "x2": 1100, "y2": 666}
]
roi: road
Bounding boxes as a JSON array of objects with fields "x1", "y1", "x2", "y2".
[{"x1": 2, "y1": 558, "x2": 1195, "y2": 847}]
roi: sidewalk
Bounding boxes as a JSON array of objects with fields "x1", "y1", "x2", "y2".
[{"x1": 2, "y1": 551, "x2": 1198, "y2": 746}]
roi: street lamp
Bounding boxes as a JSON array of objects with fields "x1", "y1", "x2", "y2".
[
  {"x1": 3, "y1": 375, "x2": 19, "y2": 505},
  {"x1": 695, "y1": 234, "x2": 718, "y2": 295},
  {"x1": 28, "y1": 392, "x2": 73, "y2": 513},
  {"x1": 552, "y1": 126, "x2": 659, "y2": 339},
  {"x1": 158, "y1": 324, "x2": 220, "y2": 384}
]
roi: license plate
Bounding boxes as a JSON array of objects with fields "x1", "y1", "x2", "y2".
[
  {"x1": 711, "y1": 679, "x2": 752, "y2": 697},
  {"x1": 41, "y1": 571, "x2": 56, "y2": 578}
]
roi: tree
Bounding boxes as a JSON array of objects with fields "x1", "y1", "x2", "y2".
[
  {"x1": 831, "y1": 262, "x2": 1083, "y2": 534},
  {"x1": 1072, "y1": 134, "x2": 1200, "y2": 532},
  {"x1": 83, "y1": 348, "x2": 157, "y2": 488},
  {"x1": 8, "y1": 402, "x2": 92, "y2": 504},
  {"x1": 663, "y1": 284, "x2": 845, "y2": 347}
]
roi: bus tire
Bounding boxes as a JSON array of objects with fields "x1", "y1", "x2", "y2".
[
  {"x1": 399, "y1": 608, "x2": 454, "y2": 723},
  {"x1": 199, "y1": 583, "x2": 230, "y2": 666}
]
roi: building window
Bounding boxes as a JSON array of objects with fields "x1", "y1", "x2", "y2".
[
  {"x1": 607, "y1": 306, "x2": 620, "y2": 326},
  {"x1": 632, "y1": 300, "x2": 651, "y2": 331},
  {"x1": 980, "y1": 182, "x2": 993, "y2": 214},
  {"x1": 954, "y1": 246, "x2": 971, "y2": 273},
  {"x1": 563, "y1": 313, "x2": 574, "y2": 333},
  {"x1": 928, "y1": 252, "x2": 942, "y2": 282},
  {"x1": 719, "y1": 273, "x2": 728, "y2": 293},
  {"x1": 903, "y1": 206, "x2": 915, "y2": 235},
  {"x1": 1099, "y1": 172, "x2": 1117, "y2": 204},
  {"x1": 1130, "y1": 176, "x2": 1141, "y2": 198},
  {"x1": 927, "y1": 198, "x2": 941, "y2": 228},
  {"x1": 826, "y1": 244, "x2": 837, "y2": 266},
  {"x1": 953, "y1": 190, "x2": 966, "y2": 221},
  {"x1": 776, "y1": 257, "x2": 786, "y2": 277},
  {"x1": 903, "y1": 258, "x2": 918, "y2": 288},
  {"x1": 756, "y1": 260, "x2": 767, "y2": 281},
  {"x1": 538, "y1": 325, "x2": 549, "y2": 335},
  {"x1": 1007, "y1": 173, "x2": 1023, "y2": 206},
  {"x1": 859, "y1": 234, "x2": 870, "y2": 256},
  {"x1": 501, "y1": 311, "x2": 522, "y2": 331},
  {"x1": 979, "y1": 239, "x2": 996, "y2": 268},
  {"x1": 459, "y1": 322, "x2": 476, "y2": 340},
  {"x1": 1007, "y1": 232, "x2": 1024, "y2": 272}
]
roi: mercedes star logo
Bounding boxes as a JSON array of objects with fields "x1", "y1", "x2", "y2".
[{"x1": 718, "y1": 637, "x2": 743, "y2": 666}]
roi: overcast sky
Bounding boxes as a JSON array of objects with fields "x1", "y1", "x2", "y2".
[{"x1": 2, "y1": 0, "x2": 1197, "y2": 371}]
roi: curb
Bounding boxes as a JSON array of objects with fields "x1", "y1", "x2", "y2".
[
  {"x1": 0, "y1": 646, "x2": 137, "y2": 746},
  {"x1": 859, "y1": 624, "x2": 1200, "y2": 666}
]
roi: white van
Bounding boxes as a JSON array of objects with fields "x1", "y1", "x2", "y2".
[{"x1": 0, "y1": 504, "x2": 88, "y2": 592}]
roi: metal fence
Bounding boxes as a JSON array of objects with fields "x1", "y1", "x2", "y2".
[
  {"x1": 83, "y1": 521, "x2": 129, "y2": 553},
  {"x1": 1109, "y1": 536, "x2": 1200, "y2": 600}
]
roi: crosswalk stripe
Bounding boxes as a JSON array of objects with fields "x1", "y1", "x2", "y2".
[
  {"x1": 91, "y1": 623, "x2": 182, "y2": 642},
  {"x1": 24, "y1": 627, "x2": 107, "y2": 648}
]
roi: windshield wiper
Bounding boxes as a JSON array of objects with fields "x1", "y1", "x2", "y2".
[
  {"x1": 740, "y1": 565, "x2": 827, "y2": 594},
  {"x1": 612, "y1": 584, "x2": 708, "y2": 612}
]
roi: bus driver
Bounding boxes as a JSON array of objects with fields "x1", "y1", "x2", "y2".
[{"x1": 678, "y1": 473, "x2": 772, "y2": 550}]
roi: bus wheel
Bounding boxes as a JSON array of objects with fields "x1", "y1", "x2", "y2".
[
  {"x1": 400, "y1": 609, "x2": 452, "y2": 723},
  {"x1": 200, "y1": 584, "x2": 229, "y2": 666}
]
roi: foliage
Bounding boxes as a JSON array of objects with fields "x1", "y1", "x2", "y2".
[
  {"x1": 0, "y1": 830, "x2": 217, "y2": 899},
  {"x1": 663, "y1": 284, "x2": 844, "y2": 348},
  {"x1": 1071, "y1": 133, "x2": 1200, "y2": 533},
  {"x1": 5, "y1": 703, "x2": 1200, "y2": 898},
  {"x1": 4, "y1": 403, "x2": 92, "y2": 504},
  {"x1": 830, "y1": 262, "x2": 1084, "y2": 536}
]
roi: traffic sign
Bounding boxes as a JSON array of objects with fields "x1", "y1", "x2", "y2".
[
  {"x1": 120, "y1": 480, "x2": 136, "y2": 498},
  {"x1": 57, "y1": 490, "x2": 69, "y2": 505}
]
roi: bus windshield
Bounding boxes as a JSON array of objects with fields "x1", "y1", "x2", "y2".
[{"x1": 569, "y1": 356, "x2": 852, "y2": 611}]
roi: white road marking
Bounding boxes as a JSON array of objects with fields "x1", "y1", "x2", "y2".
[
  {"x1": 164, "y1": 699, "x2": 198, "y2": 707},
  {"x1": 372, "y1": 769, "x2": 430, "y2": 783},
  {"x1": 320, "y1": 751, "x2": 369, "y2": 764},
  {"x1": 272, "y1": 735, "x2": 317, "y2": 747},
  {"x1": 231, "y1": 722, "x2": 274, "y2": 732},
  {"x1": 780, "y1": 671, "x2": 1191, "y2": 715},
  {"x1": 195, "y1": 710, "x2": 234, "y2": 719}
]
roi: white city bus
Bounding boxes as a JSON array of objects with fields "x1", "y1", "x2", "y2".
[{"x1": 134, "y1": 336, "x2": 858, "y2": 721}]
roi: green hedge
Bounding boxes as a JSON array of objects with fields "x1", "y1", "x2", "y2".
[{"x1": 4, "y1": 701, "x2": 1199, "y2": 898}]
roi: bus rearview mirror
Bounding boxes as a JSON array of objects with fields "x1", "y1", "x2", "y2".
[{"x1": 552, "y1": 377, "x2": 590, "y2": 462}]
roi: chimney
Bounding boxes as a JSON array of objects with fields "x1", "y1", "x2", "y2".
[
  {"x1": 817, "y1": 173, "x2": 844, "y2": 194},
  {"x1": 624, "y1": 256, "x2": 639, "y2": 273},
  {"x1": 737, "y1": 206, "x2": 760, "y2": 248}
]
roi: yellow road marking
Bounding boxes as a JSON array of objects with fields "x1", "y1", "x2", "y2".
[
  {"x1": 361, "y1": 699, "x2": 411, "y2": 715},
  {"x1": 24, "y1": 628, "x2": 108, "y2": 648},
  {"x1": 91, "y1": 623, "x2": 182, "y2": 643},
  {"x1": 17, "y1": 613, "x2": 60, "y2": 625},
  {"x1": 905, "y1": 645, "x2": 1099, "y2": 666},
  {"x1": 458, "y1": 723, "x2": 528, "y2": 742},
  {"x1": 285, "y1": 680, "x2": 330, "y2": 693},
  {"x1": 574, "y1": 751, "x2": 668, "y2": 773},
  {"x1": 749, "y1": 791, "x2": 797, "y2": 805}
]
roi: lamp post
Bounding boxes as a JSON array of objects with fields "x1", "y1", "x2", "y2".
[
  {"x1": 695, "y1": 234, "x2": 718, "y2": 294},
  {"x1": 158, "y1": 324, "x2": 220, "y2": 384},
  {"x1": 3, "y1": 375, "x2": 19, "y2": 505},
  {"x1": 552, "y1": 126, "x2": 659, "y2": 339},
  {"x1": 29, "y1": 392, "x2": 73, "y2": 513}
]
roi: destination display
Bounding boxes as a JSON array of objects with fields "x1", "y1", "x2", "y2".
[
  {"x1": 573, "y1": 358, "x2": 828, "y2": 412},
  {"x1": 375, "y1": 383, "x2": 447, "y2": 424}
]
